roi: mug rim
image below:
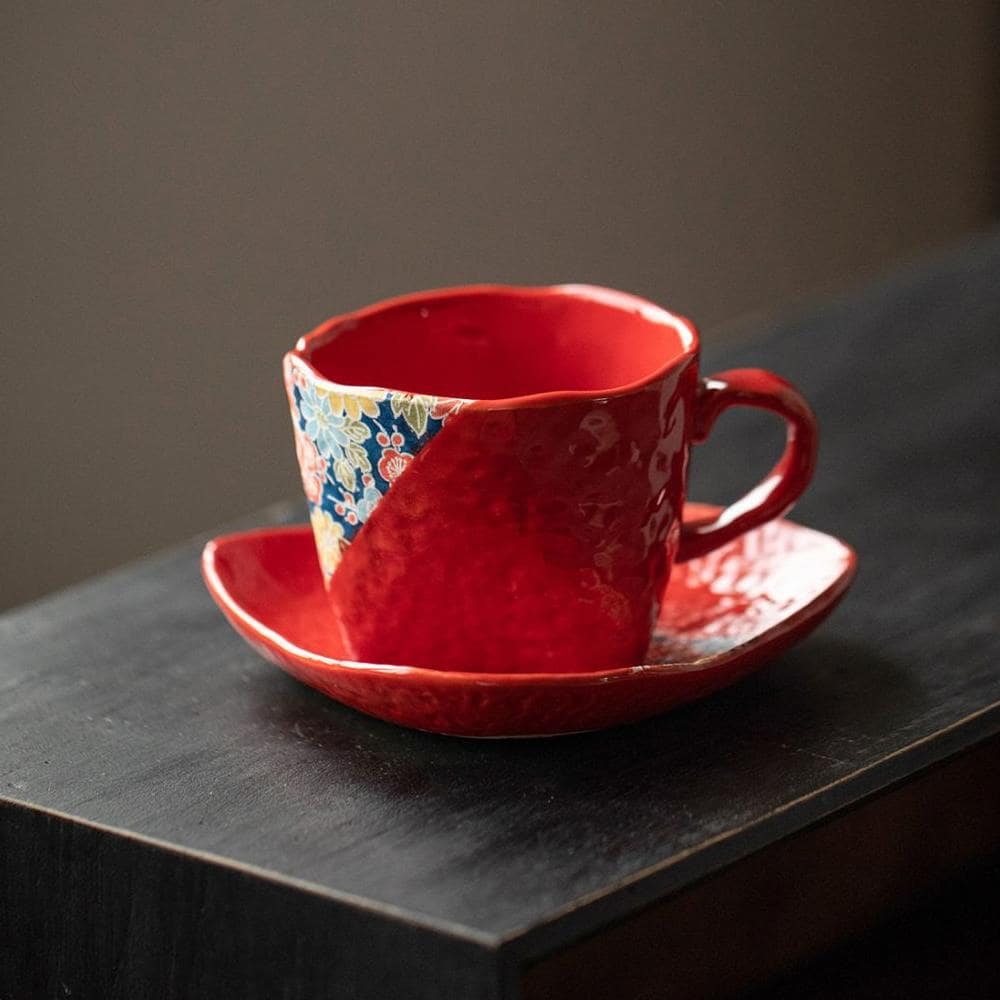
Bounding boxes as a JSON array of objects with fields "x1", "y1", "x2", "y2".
[{"x1": 286, "y1": 283, "x2": 700, "y2": 409}]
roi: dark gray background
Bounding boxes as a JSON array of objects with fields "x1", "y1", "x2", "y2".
[{"x1": 2, "y1": 2, "x2": 997, "y2": 609}]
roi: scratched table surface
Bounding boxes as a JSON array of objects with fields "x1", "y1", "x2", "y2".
[{"x1": 2, "y1": 232, "x2": 999, "y2": 1000}]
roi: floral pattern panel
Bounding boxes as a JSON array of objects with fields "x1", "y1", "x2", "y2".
[{"x1": 285, "y1": 357, "x2": 464, "y2": 578}]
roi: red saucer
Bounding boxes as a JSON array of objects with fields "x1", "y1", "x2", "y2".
[{"x1": 201, "y1": 504, "x2": 856, "y2": 737}]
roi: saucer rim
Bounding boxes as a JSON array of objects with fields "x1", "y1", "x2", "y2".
[{"x1": 201, "y1": 511, "x2": 857, "y2": 689}]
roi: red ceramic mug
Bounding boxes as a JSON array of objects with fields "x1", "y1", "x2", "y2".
[{"x1": 284, "y1": 285, "x2": 817, "y2": 673}]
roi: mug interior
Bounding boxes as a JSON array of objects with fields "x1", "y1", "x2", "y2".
[{"x1": 299, "y1": 285, "x2": 695, "y2": 401}]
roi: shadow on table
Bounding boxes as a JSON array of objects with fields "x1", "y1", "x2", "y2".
[{"x1": 250, "y1": 633, "x2": 925, "y2": 809}]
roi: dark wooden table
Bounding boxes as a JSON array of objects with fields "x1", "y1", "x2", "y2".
[{"x1": 3, "y1": 232, "x2": 999, "y2": 1000}]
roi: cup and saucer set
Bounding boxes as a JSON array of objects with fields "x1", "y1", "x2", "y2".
[{"x1": 203, "y1": 285, "x2": 855, "y2": 737}]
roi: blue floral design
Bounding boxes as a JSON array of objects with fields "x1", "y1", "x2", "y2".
[
  {"x1": 299, "y1": 382, "x2": 362, "y2": 461},
  {"x1": 286, "y1": 362, "x2": 462, "y2": 576},
  {"x1": 356, "y1": 482, "x2": 381, "y2": 521}
]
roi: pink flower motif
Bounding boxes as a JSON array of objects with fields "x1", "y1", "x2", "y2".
[
  {"x1": 295, "y1": 428, "x2": 325, "y2": 504},
  {"x1": 378, "y1": 448, "x2": 413, "y2": 483},
  {"x1": 431, "y1": 398, "x2": 462, "y2": 420}
]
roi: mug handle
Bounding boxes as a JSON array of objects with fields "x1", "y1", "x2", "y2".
[{"x1": 676, "y1": 368, "x2": 819, "y2": 562}]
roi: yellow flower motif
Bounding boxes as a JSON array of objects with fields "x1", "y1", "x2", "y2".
[
  {"x1": 310, "y1": 507, "x2": 346, "y2": 578},
  {"x1": 317, "y1": 385, "x2": 382, "y2": 421}
]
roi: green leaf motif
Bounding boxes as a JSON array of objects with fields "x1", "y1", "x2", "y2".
[
  {"x1": 345, "y1": 441, "x2": 371, "y2": 472},
  {"x1": 332, "y1": 457, "x2": 356, "y2": 492},
  {"x1": 344, "y1": 420, "x2": 371, "y2": 443},
  {"x1": 391, "y1": 394, "x2": 431, "y2": 437}
]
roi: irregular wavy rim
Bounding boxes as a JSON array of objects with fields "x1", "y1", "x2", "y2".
[{"x1": 286, "y1": 283, "x2": 699, "y2": 409}]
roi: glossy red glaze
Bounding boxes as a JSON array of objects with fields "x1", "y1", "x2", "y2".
[
  {"x1": 324, "y1": 361, "x2": 698, "y2": 672},
  {"x1": 289, "y1": 285, "x2": 819, "y2": 673},
  {"x1": 301, "y1": 284, "x2": 692, "y2": 400},
  {"x1": 677, "y1": 369, "x2": 819, "y2": 561},
  {"x1": 201, "y1": 505, "x2": 856, "y2": 738}
]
